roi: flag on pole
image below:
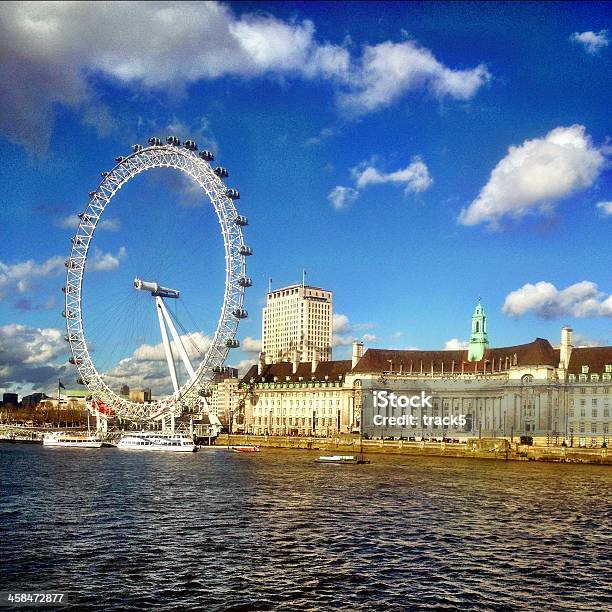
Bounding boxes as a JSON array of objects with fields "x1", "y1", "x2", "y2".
[{"x1": 58, "y1": 380, "x2": 66, "y2": 389}]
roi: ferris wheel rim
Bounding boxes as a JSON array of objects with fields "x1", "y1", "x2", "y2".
[{"x1": 64, "y1": 142, "x2": 250, "y2": 421}]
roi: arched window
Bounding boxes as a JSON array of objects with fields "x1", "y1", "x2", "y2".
[
  {"x1": 522, "y1": 374, "x2": 534, "y2": 383},
  {"x1": 475, "y1": 321, "x2": 480, "y2": 332}
]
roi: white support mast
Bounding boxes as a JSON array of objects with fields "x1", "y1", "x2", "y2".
[{"x1": 135, "y1": 277, "x2": 196, "y2": 394}]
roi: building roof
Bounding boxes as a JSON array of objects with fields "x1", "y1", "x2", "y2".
[
  {"x1": 242, "y1": 360, "x2": 353, "y2": 383},
  {"x1": 352, "y1": 338, "x2": 560, "y2": 374},
  {"x1": 567, "y1": 346, "x2": 612, "y2": 375},
  {"x1": 268, "y1": 284, "x2": 330, "y2": 295}
]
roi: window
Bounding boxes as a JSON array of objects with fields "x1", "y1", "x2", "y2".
[
  {"x1": 579, "y1": 374, "x2": 587, "y2": 382},
  {"x1": 591, "y1": 423, "x2": 597, "y2": 434},
  {"x1": 582, "y1": 365, "x2": 589, "y2": 374},
  {"x1": 592, "y1": 409, "x2": 598, "y2": 418},
  {"x1": 591, "y1": 374, "x2": 600, "y2": 382},
  {"x1": 569, "y1": 374, "x2": 576, "y2": 382},
  {"x1": 605, "y1": 364, "x2": 612, "y2": 373},
  {"x1": 579, "y1": 422, "x2": 585, "y2": 433}
]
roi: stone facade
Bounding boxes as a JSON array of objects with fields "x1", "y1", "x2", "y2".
[{"x1": 241, "y1": 327, "x2": 611, "y2": 446}]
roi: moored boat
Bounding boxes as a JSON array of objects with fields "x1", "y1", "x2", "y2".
[
  {"x1": 117, "y1": 431, "x2": 197, "y2": 452},
  {"x1": 230, "y1": 445, "x2": 260, "y2": 453},
  {"x1": 43, "y1": 432, "x2": 103, "y2": 448},
  {"x1": 316, "y1": 455, "x2": 370, "y2": 464}
]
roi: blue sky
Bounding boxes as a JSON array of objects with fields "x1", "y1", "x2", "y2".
[{"x1": 0, "y1": 1, "x2": 610, "y2": 396}]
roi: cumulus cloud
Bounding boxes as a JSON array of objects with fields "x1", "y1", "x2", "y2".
[
  {"x1": 596, "y1": 201, "x2": 612, "y2": 216},
  {"x1": 89, "y1": 246, "x2": 127, "y2": 271},
  {"x1": 102, "y1": 331, "x2": 213, "y2": 396},
  {"x1": 330, "y1": 156, "x2": 432, "y2": 210},
  {"x1": 0, "y1": 2, "x2": 489, "y2": 153},
  {"x1": 503, "y1": 280, "x2": 612, "y2": 319},
  {"x1": 444, "y1": 338, "x2": 468, "y2": 350},
  {"x1": 241, "y1": 336, "x2": 262, "y2": 354},
  {"x1": 0, "y1": 255, "x2": 64, "y2": 298},
  {"x1": 332, "y1": 313, "x2": 376, "y2": 347},
  {"x1": 459, "y1": 125, "x2": 607, "y2": 228},
  {"x1": 354, "y1": 156, "x2": 433, "y2": 193},
  {"x1": 0, "y1": 324, "x2": 69, "y2": 394},
  {"x1": 570, "y1": 30, "x2": 609, "y2": 55},
  {"x1": 57, "y1": 215, "x2": 121, "y2": 231},
  {"x1": 338, "y1": 40, "x2": 489, "y2": 114},
  {"x1": 327, "y1": 186, "x2": 359, "y2": 210}
]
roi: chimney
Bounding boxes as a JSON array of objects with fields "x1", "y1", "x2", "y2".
[
  {"x1": 257, "y1": 352, "x2": 265, "y2": 375},
  {"x1": 560, "y1": 326, "x2": 573, "y2": 370},
  {"x1": 312, "y1": 350, "x2": 319, "y2": 374},
  {"x1": 292, "y1": 349, "x2": 299, "y2": 374},
  {"x1": 352, "y1": 340, "x2": 364, "y2": 368}
]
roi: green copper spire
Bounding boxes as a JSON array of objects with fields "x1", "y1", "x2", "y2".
[{"x1": 467, "y1": 299, "x2": 489, "y2": 362}]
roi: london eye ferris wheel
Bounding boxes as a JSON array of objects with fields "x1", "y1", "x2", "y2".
[{"x1": 63, "y1": 137, "x2": 252, "y2": 426}]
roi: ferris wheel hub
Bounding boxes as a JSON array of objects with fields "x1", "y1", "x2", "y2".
[{"x1": 134, "y1": 277, "x2": 180, "y2": 299}]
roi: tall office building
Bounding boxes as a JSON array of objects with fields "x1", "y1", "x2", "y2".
[{"x1": 262, "y1": 283, "x2": 333, "y2": 363}]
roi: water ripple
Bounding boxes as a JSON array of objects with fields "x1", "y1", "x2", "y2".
[{"x1": 1, "y1": 445, "x2": 610, "y2": 610}]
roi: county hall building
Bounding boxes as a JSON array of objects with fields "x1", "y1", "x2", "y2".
[{"x1": 239, "y1": 300, "x2": 611, "y2": 446}]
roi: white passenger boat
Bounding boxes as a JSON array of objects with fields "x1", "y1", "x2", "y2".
[
  {"x1": 117, "y1": 431, "x2": 197, "y2": 452},
  {"x1": 43, "y1": 432, "x2": 103, "y2": 448},
  {"x1": 316, "y1": 455, "x2": 370, "y2": 464}
]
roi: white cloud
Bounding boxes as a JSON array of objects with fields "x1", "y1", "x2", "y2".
[
  {"x1": 132, "y1": 331, "x2": 212, "y2": 362},
  {"x1": 354, "y1": 157, "x2": 433, "y2": 194},
  {"x1": 0, "y1": 324, "x2": 69, "y2": 395},
  {"x1": 241, "y1": 337, "x2": 262, "y2": 354},
  {"x1": 89, "y1": 246, "x2": 127, "y2": 272},
  {"x1": 0, "y1": 255, "x2": 64, "y2": 298},
  {"x1": 229, "y1": 357, "x2": 258, "y2": 376},
  {"x1": 337, "y1": 40, "x2": 490, "y2": 114},
  {"x1": 328, "y1": 186, "x2": 359, "y2": 210},
  {"x1": 596, "y1": 201, "x2": 612, "y2": 216},
  {"x1": 102, "y1": 331, "x2": 213, "y2": 396},
  {"x1": 459, "y1": 125, "x2": 607, "y2": 228},
  {"x1": 503, "y1": 280, "x2": 612, "y2": 319},
  {"x1": 0, "y1": 2, "x2": 489, "y2": 153},
  {"x1": 444, "y1": 338, "x2": 468, "y2": 350},
  {"x1": 57, "y1": 215, "x2": 121, "y2": 231},
  {"x1": 570, "y1": 30, "x2": 609, "y2": 55},
  {"x1": 333, "y1": 313, "x2": 351, "y2": 334},
  {"x1": 330, "y1": 155, "x2": 432, "y2": 210},
  {"x1": 332, "y1": 313, "x2": 376, "y2": 347}
]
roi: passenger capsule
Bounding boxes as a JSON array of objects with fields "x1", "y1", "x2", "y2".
[
  {"x1": 148, "y1": 137, "x2": 162, "y2": 146},
  {"x1": 232, "y1": 308, "x2": 248, "y2": 319},
  {"x1": 101, "y1": 171, "x2": 110, "y2": 178},
  {"x1": 184, "y1": 140, "x2": 198, "y2": 151},
  {"x1": 225, "y1": 188, "x2": 240, "y2": 200},
  {"x1": 239, "y1": 245, "x2": 252, "y2": 256},
  {"x1": 238, "y1": 276, "x2": 252, "y2": 287},
  {"x1": 132, "y1": 144, "x2": 143, "y2": 152},
  {"x1": 199, "y1": 150, "x2": 214, "y2": 162},
  {"x1": 115, "y1": 156, "x2": 124, "y2": 163},
  {"x1": 234, "y1": 215, "x2": 248, "y2": 226},
  {"x1": 166, "y1": 135, "x2": 181, "y2": 146},
  {"x1": 225, "y1": 339, "x2": 240, "y2": 348},
  {"x1": 214, "y1": 167, "x2": 229, "y2": 178}
]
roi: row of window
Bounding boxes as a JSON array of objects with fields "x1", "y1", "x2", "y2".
[
  {"x1": 568, "y1": 373, "x2": 612, "y2": 382},
  {"x1": 570, "y1": 423, "x2": 610, "y2": 434}
]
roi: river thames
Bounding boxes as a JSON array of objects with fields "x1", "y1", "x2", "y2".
[{"x1": 1, "y1": 445, "x2": 610, "y2": 610}]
